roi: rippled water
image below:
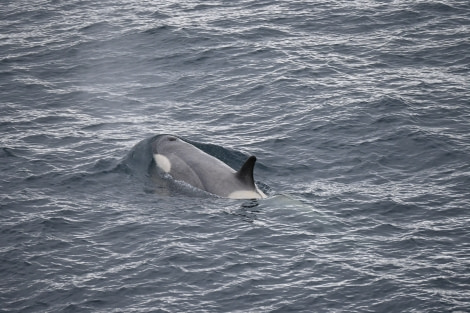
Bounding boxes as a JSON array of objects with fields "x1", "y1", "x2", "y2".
[{"x1": 1, "y1": 1, "x2": 470, "y2": 312}]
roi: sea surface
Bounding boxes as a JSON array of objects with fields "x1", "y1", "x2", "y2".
[{"x1": 1, "y1": 1, "x2": 470, "y2": 312}]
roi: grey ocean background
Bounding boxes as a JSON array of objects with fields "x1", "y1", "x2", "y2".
[{"x1": 1, "y1": 1, "x2": 470, "y2": 312}]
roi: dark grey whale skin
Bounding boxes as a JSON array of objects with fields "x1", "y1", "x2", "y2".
[{"x1": 152, "y1": 135, "x2": 266, "y2": 199}]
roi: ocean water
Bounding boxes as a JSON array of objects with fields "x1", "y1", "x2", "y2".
[{"x1": 1, "y1": 0, "x2": 470, "y2": 312}]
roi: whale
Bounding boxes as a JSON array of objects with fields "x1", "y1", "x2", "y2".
[{"x1": 151, "y1": 135, "x2": 266, "y2": 199}]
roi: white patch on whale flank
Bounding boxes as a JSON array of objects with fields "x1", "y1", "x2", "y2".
[
  {"x1": 154, "y1": 154, "x2": 171, "y2": 173},
  {"x1": 228, "y1": 190, "x2": 264, "y2": 199}
]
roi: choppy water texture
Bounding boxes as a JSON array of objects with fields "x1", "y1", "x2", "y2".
[{"x1": 1, "y1": 0, "x2": 470, "y2": 312}]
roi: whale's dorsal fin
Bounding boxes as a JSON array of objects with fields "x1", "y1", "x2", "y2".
[{"x1": 236, "y1": 156, "x2": 257, "y2": 187}]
